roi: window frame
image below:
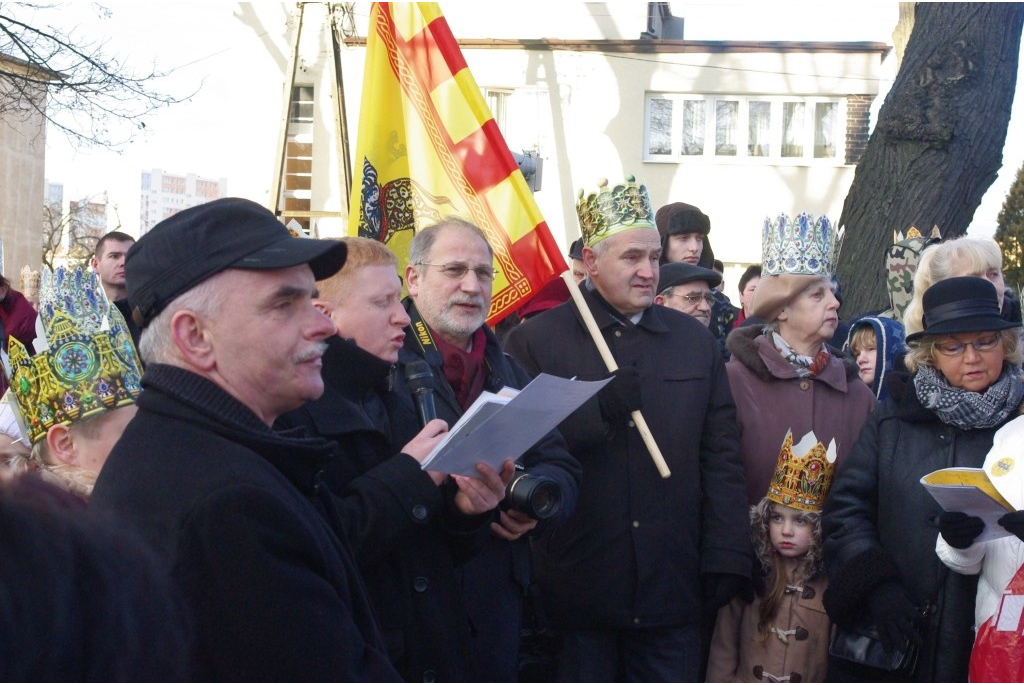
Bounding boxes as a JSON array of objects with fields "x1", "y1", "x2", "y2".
[{"x1": 643, "y1": 93, "x2": 847, "y2": 166}]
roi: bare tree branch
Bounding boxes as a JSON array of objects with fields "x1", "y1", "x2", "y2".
[{"x1": 0, "y1": 2, "x2": 194, "y2": 149}]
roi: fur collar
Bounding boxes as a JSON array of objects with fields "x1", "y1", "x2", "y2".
[{"x1": 726, "y1": 324, "x2": 861, "y2": 384}]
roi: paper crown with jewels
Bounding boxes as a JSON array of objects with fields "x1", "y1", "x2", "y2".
[
  {"x1": 766, "y1": 429, "x2": 838, "y2": 512},
  {"x1": 762, "y1": 212, "x2": 843, "y2": 277},
  {"x1": 4, "y1": 267, "x2": 143, "y2": 445},
  {"x1": 575, "y1": 175, "x2": 655, "y2": 246}
]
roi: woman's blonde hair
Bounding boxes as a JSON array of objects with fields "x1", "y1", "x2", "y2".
[
  {"x1": 904, "y1": 237, "x2": 1002, "y2": 336},
  {"x1": 904, "y1": 328, "x2": 1022, "y2": 373}
]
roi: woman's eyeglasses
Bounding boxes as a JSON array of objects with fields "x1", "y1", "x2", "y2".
[{"x1": 932, "y1": 335, "x2": 1000, "y2": 357}]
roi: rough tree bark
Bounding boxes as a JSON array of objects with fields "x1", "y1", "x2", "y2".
[{"x1": 836, "y1": 2, "x2": 1024, "y2": 318}]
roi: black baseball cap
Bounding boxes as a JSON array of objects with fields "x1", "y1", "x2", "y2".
[{"x1": 126, "y1": 197, "x2": 347, "y2": 329}]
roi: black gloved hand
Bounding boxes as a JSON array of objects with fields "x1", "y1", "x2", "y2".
[
  {"x1": 867, "y1": 581, "x2": 923, "y2": 649},
  {"x1": 998, "y1": 510, "x2": 1024, "y2": 542},
  {"x1": 597, "y1": 366, "x2": 642, "y2": 423},
  {"x1": 702, "y1": 572, "x2": 754, "y2": 614},
  {"x1": 938, "y1": 511, "x2": 985, "y2": 549}
]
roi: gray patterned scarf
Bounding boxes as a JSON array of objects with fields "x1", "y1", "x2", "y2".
[{"x1": 913, "y1": 363, "x2": 1024, "y2": 430}]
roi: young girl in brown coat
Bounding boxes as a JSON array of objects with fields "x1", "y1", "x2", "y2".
[{"x1": 706, "y1": 429, "x2": 835, "y2": 683}]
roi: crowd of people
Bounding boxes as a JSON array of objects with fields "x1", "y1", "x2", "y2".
[{"x1": 2, "y1": 179, "x2": 1024, "y2": 684}]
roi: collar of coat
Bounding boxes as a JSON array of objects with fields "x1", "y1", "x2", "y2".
[
  {"x1": 298, "y1": 335, "x2": 394, "y2": 438},
  {"x1": 139, "y1": 363, "x2": 337, "y2": 490},
  {"x1": 570, "y1": 283, "x2": 673, "y2": 335},
  {"x1": 725, "y1": 324, "x2": 858, "y2": 392}
]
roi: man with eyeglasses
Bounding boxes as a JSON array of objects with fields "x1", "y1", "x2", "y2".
[
  {"x1": 655, "y1": 262, "x2": 722, "y2": 328},
  {"x1": 388, "y1": 217, "x2": 582, "y2": 682}
]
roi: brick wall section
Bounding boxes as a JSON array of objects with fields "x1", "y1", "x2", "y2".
[{"x1": 846, "y1": 94, "x2": 875, "y2": 165}]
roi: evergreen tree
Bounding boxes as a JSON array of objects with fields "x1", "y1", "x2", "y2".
[{"x1": 996, "y1": 162, "x2": 1024, "y2": 295}]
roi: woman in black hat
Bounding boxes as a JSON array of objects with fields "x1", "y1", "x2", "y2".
[{"x1": 822, "y1": 276, "x2": 1024, "y2": 682}]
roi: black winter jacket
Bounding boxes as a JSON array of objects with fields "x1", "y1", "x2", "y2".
[
  {"x1": 385, "y1": 299, "x2": 582, "y2": 681},
  {"x1": 92, "y1": 364, "x2": 399, "y2": 682},
  {"x1": 277, "y1": 336, "x2": 488, "y2": 682},
  {"x1": 823, "y1": 371, "x2": 1019, "y2": 682},
  {"x1": 504, "y1": 287, "x2": 752, "y2": 630}
]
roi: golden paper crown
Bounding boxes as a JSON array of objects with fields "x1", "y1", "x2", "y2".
[
  {"x1": 766, "y1": 429, "x2": 837, "y2": 512},
  {"x1": 575, "y1": 175, "x2": 655, "y2": 246},
  {"x1": 4, "y1": 267, "x2": 143, "y2": 445}
]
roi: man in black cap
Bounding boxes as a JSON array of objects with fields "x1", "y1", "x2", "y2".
[
  {"x1": 568, "y1": 237, "x2": 586, "y2": 284},
  {"x1": 655, "y1": 262, "x2": 722, "y2": 328},
  {"x1": 91, "y1": 197, "x2": 405, "y2": 681}
]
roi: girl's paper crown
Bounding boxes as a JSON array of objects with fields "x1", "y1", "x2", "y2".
[{"x1": 766, "y1": 429, "x2": 837, "y2": 512}]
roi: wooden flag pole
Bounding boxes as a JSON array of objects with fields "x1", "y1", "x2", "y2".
[{"x1": 560, "y1": 271, "x2": 671, "y2": 479}]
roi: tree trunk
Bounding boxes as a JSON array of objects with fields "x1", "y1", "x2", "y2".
[{"x1": 836, "y1": 2, "x2": 1024, "y2": 318}]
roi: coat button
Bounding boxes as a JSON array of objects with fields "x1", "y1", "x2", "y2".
[
  {"x1": 412, "y1": 504, "x2": 428, "y2": 521},
  {"x1": 799, "y1": 380, "x2": 810, "y2": 391},
  {"x1": 633, "y1": 520, "x2": 640, "y2": 528},
  {"x1": 615, "y1": 330, "x2": 622, "y2": 337},
  {"x1": 628, "y1": 420, "x2": 635, "y2": 428},
  {"x1": 423, "y1": 670, "x2": 436, "y2": 682},
  {"x1": 414, "y1": 577, "x2": 429, "y2": 592}
]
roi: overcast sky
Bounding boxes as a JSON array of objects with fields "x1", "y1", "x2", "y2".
[{"x1": 41, "y1": 1, "x2": 1023, "y2": 237}]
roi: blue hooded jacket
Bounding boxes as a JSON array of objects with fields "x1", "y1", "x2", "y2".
[{"x1": 843, "y1": 315, "x2": 907, "y2": 401}]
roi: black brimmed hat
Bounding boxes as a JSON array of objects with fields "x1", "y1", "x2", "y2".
[
  {"x1": 905, "y1": 276, "x2": 1019, "y2": 342},
  {"x1": 126, "y1": 198, "x2": 347, "y2": 329}
]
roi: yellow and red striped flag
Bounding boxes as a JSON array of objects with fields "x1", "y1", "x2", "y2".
[{"x1": 348, "y1": 2, "x2": 567, "y2": 324}]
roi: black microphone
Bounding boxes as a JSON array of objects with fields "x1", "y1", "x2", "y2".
[{"x1": 405, "y1": 360, "x2": 437, "y2": 427}]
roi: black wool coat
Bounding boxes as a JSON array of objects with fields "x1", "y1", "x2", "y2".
[
  {"x1": 384, "y1": 299, "x2": 583, "y2": 682},
  {"x1": 91, "y1": 364, "x2": 399, "y2": 682},
  {"x1": 277, "y1": 336, "x2": 489, "y2": 683},
  {"x1": 823, "y1": 371, "x2": 1018, "y2": 682},
  {"x1": 503, "y1": 288, "x2": 752, "y2": 630}
]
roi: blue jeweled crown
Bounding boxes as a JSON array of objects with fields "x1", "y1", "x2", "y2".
[
  {"x1": 762, "y1": 212, "x2": 842, "y2": 277},
  {"x1": 575, "y1": 175, "x2": 655, "y2": 246},
  {"x1": 4, "y1": 266, "x2": 143, "y2": 445}
]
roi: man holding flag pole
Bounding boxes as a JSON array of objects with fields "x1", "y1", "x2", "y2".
[{"x1": 505, "y1": 176, "x2": 752, "y2": 681}]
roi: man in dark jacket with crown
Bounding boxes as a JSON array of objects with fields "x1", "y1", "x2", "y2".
[{"x1": 505, "y1": 177, "x2": 752, "y2": 682}]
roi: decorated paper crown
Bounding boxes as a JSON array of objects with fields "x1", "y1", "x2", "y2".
[
  {"x1": 575, "y1": 175, "x2": 655, "y2": 246},
  {"x1": 4, "y1": 267, "x2": 143, "y2": 445},
  {"x1": 762, "y1": 212, "x2": 843, "y2": 277},
  {"x1": 766, "y1": 429, "x2": 837, "y2": 512}
]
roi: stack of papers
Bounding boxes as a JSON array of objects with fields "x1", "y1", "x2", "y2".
[{"x1": 421, "y1": 373, "x2": 609, "y2": 476}]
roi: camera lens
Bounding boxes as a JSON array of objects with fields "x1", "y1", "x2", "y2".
[{"x1": 505, "y1": 473, "x2": 561, "y2": 520}]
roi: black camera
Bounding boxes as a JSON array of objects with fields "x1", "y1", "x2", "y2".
[{"x1": 504, "y1": 471, "x2": 561, "y2": 520}]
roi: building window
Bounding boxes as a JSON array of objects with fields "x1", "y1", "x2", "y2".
[{"x1": 644, "y1": 93, "x2": 846, "y2": 165}]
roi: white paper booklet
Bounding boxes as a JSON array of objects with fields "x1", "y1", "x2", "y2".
[{"x1": 421, "y1": 373, "x2": 609, "y2": 476}]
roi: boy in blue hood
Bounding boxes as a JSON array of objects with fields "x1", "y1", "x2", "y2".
[{"x1": 843, "y1": 315, "x2": 907, "y2": 401}]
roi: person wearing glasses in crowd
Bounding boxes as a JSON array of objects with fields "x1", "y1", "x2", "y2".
[
  {"x1": 654, "y1": 261, "x2": 721, "y2": 328},
  {"x1": 387, "y1": 217, "x2": 581, "y2": 682},
  {"x1": 823, "y1": 276, "x2": 1024, "y2": 682}
]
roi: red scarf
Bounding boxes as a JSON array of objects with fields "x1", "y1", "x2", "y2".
[{"x1": 432, "y1": 327, "x2": 487, "y2": 411}]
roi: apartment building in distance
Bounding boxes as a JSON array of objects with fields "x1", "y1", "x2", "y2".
[{"x1": 139, "y1": 168, "x2": 228, "y2": 234}]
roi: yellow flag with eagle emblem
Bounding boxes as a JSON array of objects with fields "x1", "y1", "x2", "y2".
[{"x1": 348, "y1": 2, "x2": 567, "y2": 324}]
